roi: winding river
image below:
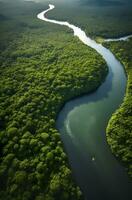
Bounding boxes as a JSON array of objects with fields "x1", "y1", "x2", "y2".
[{"x1": 37, "y1": 5, "x2": 132, "y2": 200}]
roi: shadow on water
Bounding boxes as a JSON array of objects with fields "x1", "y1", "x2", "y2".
[
  {"x1": 56, "y1": 59, "x2": 132, "y2": 200},
  {"x1": 57, "y1": 66, "x2": 113, "y2": 129},
  {"x1": 37, "y1": 5, "x2": 132, "y2": 200}
]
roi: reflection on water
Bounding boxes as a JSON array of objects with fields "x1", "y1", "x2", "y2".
[{"x1": 37, "y1": 5, "x2": 132, "y2": 200}]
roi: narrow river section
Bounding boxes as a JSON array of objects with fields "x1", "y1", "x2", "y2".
[{"x1": 37, "y1": 4, "x2": 132, "y2": 200}]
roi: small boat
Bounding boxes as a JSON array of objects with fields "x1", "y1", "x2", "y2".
[{"x1": 92, "y1": 157, "x2": 95, "y2": 161}]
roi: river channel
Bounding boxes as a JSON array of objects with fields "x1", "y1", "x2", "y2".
[{"x1": 37, "y1": 5, "x2": 132, "y2": 200}]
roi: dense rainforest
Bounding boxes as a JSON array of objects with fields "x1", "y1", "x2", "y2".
[
  {"x1": 0, "y1": 1, "x2": 108, "y2": 199},
  {"x1": 48, "y1": 0, "x2": 132, "y2": 38},
  {"x1": 104, "y1": 39, "x2": 132, "y2": 178},
  {"x1": 0, "y1": 0, "x2": 132, "y2": 199}
]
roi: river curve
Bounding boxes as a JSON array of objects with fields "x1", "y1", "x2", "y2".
[{"x1": 37, "y1": 4, "x2": 132, "y2": 200}]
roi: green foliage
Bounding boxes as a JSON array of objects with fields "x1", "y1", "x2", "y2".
[
  {"x1": 14, "y1": 171, "x2": 27, "y2": 185},
  {"x1": 104, "y1": 39, "x2": 132, "y2": 177},
  {"x1": 0, "y1": 1, "x2": 108, "y2": 199},
  {"x1": 48, "y1": 1, "x2": 132, "y2": 38}
]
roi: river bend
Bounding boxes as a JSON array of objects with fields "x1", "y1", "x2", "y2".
[{"x1": 37, "y1": 4, "x2": 132, "y2": 200}]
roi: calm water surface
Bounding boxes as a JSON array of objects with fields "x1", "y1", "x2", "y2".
[{"x1": 37, "y1": 5, "x2": 132, "y2": 200}]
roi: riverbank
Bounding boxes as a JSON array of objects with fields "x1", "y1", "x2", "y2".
[
  {"x1": 0, "y1": 2, "x2": 131, "y2": 200},
  {"x1": 0, "y1": 12, "x2": 107, "y2": 200},
  {"x1": 95, "y1": 34, "x2": 132, "y2": 44},
  {"x1": 104, "y1": 39, "x2": 132, "y2": 178},
  {"x1": 38, "y1": 4, "x2": 132, "y2": 200}
]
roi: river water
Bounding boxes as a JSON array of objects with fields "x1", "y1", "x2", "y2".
[{"x1": 37, "y1": 5, "x2": 132, "y2": 200}]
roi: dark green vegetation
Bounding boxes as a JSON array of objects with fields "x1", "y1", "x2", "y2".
[
  {"x1": 104, "y1": 39, "x2": 132, "y2": 178},
  {"x1": 80, "y1": 0, "x2": 132, "y2": 6},
  {"x1": 48, "y1": 0, "x2": 132, "y2": 38},
  {"x1": 0, "y1": 0, "x2": 132, "y2": 199},
  {"x1": 0, "y1": 0, "x2": 107, "y2": 199}
]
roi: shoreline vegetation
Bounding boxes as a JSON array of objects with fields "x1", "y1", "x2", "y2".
[
  {"x1": 104, "y1": 39, "x2": 132, "y2": 178},
  {"x1": 95, "y1": 34, "x2": 132, "y2": 44},
  {"x1": 0, "y1": 0, "x2": 132, "y2": 199},
  {"x1": 48, "y1": 2, "x2": 132, "y2": 39},
  {"x1": 0, "y1": 14, "x2": 107, "y2": 200}
]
